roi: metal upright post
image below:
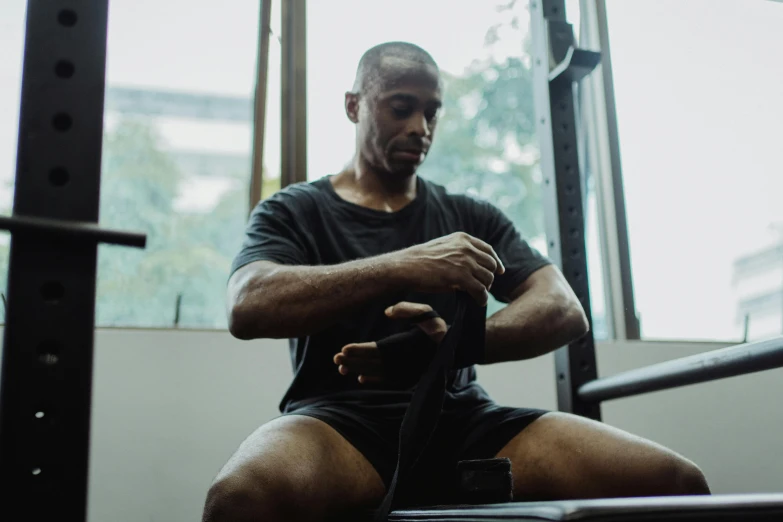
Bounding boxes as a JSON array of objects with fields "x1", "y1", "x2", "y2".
[
  {"x1": 281, "y1": 0, "x2": 307, "y2": 187},
  {"x1": 0, "y1": 2, "x2": 145, "y2": 520},
  {"x1": 530, "y1": 0, "x2": 602, "y2": 419}
]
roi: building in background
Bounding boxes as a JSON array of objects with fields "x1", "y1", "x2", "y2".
[
  {"x1": 104, "y1": 86, "x2": 255, "y2": 214},
  {"x1": 733, "y1": 243, "x2": 783, "y2": 341}
]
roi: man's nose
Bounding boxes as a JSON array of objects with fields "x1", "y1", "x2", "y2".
[{"x1": 406, "y1": 112, "x2": 432, "y2": 139}]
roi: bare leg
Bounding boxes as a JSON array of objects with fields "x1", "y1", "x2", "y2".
[
  {"x1": 202, "y1": 415, "x2": 385, "y2": 522},
  {"x1": 496, "y1": 412, "x2": 710, "y2": 500}
]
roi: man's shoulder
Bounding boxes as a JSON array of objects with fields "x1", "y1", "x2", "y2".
[
  {"x1": 255, "y1": 177, "x2": 329, "y2": 213},
  {"x1": 420, "y1": 176, "x2": 495, "y2": 215}
]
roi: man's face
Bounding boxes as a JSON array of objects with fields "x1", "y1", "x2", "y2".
[{"x1": 348, "y1": 58, "x2": 442, "y2": 177}]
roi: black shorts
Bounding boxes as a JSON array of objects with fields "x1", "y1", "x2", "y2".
[{"x1": 284, "y1": 391, "x2": 548, "y2": 505}]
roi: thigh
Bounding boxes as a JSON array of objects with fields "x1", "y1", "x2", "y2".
[
  {"x1": 495, "y1": 412, "x2": 709, "y2": 500},
  {"x1": 210, "y1": 415, "x2": 386, "y2": 517}
]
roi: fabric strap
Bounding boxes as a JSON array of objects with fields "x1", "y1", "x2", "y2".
[{"x1": 374, "y1": 292, "x2": 486, "y2": 521}]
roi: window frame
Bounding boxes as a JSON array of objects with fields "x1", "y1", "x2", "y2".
[
  {"x1": 249, "y1": 0, "x2": 274, "y2": 212},
  {"x1": 577, "y1": 0, "x2": 639, "y2": 340}
]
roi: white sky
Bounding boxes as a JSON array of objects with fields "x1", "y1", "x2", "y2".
[{"x1": 0, "y1": 0, "x2": 781, "y2": 340}]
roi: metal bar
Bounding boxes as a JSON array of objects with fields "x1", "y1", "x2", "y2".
[
  {"x1": 0, "y1": 1, "x2": 109, "y2": 520},
  {"x1": 595, "y1": 0, "x2": 640, "y2": 339},
  {"x1": 0, "y1": 214, "x2": 146, "y2": 248},
  {"x1": 531, "y1": 0, "x2": 601, "y2": 420},
  {"x1": 579, "y1": 336, "x2": 783, "y2": 403},
  {"x1": 386, "y1": 494, "x2": 783, "y2": 521},
  {"x1": 249, "y1": 0, "x2": 273, "y2": 212},
  {"x1": 280, "y1": 0, "x2": 307, "y2": 188}
]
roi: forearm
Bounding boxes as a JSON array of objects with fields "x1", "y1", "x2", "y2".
[
  {"x1": 482, "y1": 290, "x2": 589, "y2": 364},
  {"x1": 229, "y1": 255, "x2": 406, "y2": 340}
]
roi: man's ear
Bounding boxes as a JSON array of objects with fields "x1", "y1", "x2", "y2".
[{"x1": 345, "y1": 91, "x2": 360, "y2": 123}]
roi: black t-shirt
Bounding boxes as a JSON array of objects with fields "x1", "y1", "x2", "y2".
[{"x1": 231, "y1": 175, "x2": 551, "y2": 413}]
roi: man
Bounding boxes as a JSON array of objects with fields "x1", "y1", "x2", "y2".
[{"x1": 203, "y1": 42, "x2": 709, "y2": 522}]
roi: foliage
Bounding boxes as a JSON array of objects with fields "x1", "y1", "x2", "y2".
[
  {"x1": 421, "y1": 0, "x2": 543, "y2": 241},
  {"x1": 0, "y1": 0, "x2": 540, "y2": 327},
  {"x1": 95, "y1": 118, "x2": 246, "y2": 328}
]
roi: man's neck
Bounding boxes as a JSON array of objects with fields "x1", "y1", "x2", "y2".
[{"x1": 330, "y1": 158, "x2": 418, "y2": 213}]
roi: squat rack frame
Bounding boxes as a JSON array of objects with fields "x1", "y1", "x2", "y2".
[
  {"x1": 3, "y1": 1, "x2": 783, "y2": 522},
  {"x1": 0, "y1": 2, "x2": 145, "y2": 520}
]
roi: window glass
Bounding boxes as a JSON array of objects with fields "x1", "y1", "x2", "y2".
[
  {"x1": 95, "y1": 0, "x2": 264, "y2": 328},
  {"x1": 0, "y1": 1, "x2": 27, "y2": 322},
  {"x1": 607, "y1": 0, "x2": 783, "y2": 341},
  {"x1": 0, "y1": 1, "x2": 267, "y2": 329}
]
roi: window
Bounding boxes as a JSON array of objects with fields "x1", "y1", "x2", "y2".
[
  {"x1": 307, "y1": 0, "x2": 589, "y2": 319},
  {"x1": 1, "y1": 1, "x2": 269, "y2": 329},
  {"x1": 96, "y1": 0, "x2": 265, "y2": 328},
  {"x1": 0, "y1": 1, "x2": 26, "y2": 321},
  {"x1": 607, "y1": 0, "x2": 783, "y2": 341}
]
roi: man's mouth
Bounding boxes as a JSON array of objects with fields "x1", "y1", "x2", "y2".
[{"x1": 393, "y1": 149, "x2": 425, "y2": 162}]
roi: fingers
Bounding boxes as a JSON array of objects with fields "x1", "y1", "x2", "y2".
[
  {"x1": 462, "y1": 280, "x2": 490, "y2": 307},
  {"x1": 467, "y1": 237, "x2": 505, "y2": 275},
  {"x1": 334, "y1": 343, "x2": 382, "y2": 376},
  {"x1": 386, "y1": 302, "x2": 448, "y2": 343},
  {"x1": 417, "y1": 316, "x2": 448, "y2": 343},
  {"x1": 471, "y1": 264, "x2": 495, "y2": 291},
  {"x1": 385, "y1": 302, "x2": 434, "y2": 318}
]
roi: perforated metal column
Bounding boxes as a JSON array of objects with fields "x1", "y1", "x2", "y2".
[
  {"x1": 531, "y1": 0, "x2": 601, "y2": 420},
  {"x1": 0, "y1": 2, "x2": 111, "y2": 519}
]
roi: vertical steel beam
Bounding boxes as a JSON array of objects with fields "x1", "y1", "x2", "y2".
[
  {"x1": 0, "y1": 2, "x2": 140, "y2": 520},
  {"x1": 530, "y1": 0, "x2": 602, "y2": 419}
]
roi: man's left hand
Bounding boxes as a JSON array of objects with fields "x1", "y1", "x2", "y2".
[{"x1": 333, "y1": 302, "x2": 448, "y2": 384}]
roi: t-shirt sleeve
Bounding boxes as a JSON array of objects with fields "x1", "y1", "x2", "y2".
[
  {"x1": 472, "y1": 199, "x2": 552, "y2": 303},
  {"x1": 230, "y1": 189, "x2": 311, "y2": 276}
]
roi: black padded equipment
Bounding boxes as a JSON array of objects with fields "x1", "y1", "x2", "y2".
[{"x1": 454, "y1": 458, "x2": 514, "y2": 505}]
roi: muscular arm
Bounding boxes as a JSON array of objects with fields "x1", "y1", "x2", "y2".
[
  {"x1": 482, "y1": 265, "x2": 589, "y2": 364},
  {"x1": 228, "y1": 256, "x2": 406, "y2": 340}
]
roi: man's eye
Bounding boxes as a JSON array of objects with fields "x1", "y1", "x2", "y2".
[
  {"x1": 392, "y1": 106, "x2": 412, "y2": 118},
  {"x1": 425, "y1": 109, "x2": 439, "y2": 122}
]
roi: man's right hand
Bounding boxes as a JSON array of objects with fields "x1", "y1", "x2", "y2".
[{"x1": 392, "y1": 232, "x2": 505, "y2": 306}]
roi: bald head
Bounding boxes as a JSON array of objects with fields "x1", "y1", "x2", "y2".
[
  {"x1": 352, "y1": 41, "x2": 440, "y2": 96},
  {"x1": 345, "y1": 42, "x2": 443, "y2": 179}
]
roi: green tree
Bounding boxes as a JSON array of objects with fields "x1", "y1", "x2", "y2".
[
  {"x1": 421, "y1": 0, "x2": 543, "y2": 240},
  {"x1": 96, "y1": 117, "x2": 247, "y2": 328}
]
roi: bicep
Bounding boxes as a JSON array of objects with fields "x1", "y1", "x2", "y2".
[{"x1": 508, "y1": 264, "x2": 578, "y2": 304}]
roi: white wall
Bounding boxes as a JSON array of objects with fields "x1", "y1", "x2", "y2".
[{"x1": 28, "y1": 330, "x2": 783, "y2": 521}]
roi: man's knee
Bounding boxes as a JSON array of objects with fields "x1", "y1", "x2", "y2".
[
  {"x1": 670, "y1": 459, "x2": 711, "y2": 495},
  {"x1": 202, "y1": 470, "x2": 303, "y2": 522},
  {"x1": 650, "y1": 456, "x2": 711, "y2": 497}
]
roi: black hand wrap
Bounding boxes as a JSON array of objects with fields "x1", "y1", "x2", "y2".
[
  {"x1": 375, "y1": 310, "x2": 484, "y2": 388},
  {"x1": 376, "y1": 324, "x2": 438, "y2": 387},
  {"x1": 374, "y1": 293, "x2": 487, "y2": 521}
]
